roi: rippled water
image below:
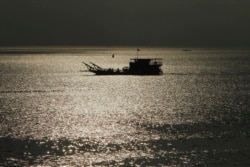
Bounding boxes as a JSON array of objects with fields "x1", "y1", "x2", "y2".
[{"x1": 0, "y1": 47, "x2": 250, "y2": 166}]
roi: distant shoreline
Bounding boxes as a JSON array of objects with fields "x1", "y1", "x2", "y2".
[{"x1": 0, "y1": 46, "x2": 249, "y2": 54}]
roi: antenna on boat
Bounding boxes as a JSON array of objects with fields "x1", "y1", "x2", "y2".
[{"x1": 137, "y1": 48, "x2": 140, "y2": 59}]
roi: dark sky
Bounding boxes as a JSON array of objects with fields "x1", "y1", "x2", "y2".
[{"x1": 0, "y1": 0, "x2": 250, "y2": 47}]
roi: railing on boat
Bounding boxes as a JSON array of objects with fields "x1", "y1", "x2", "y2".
[{"x1": 129, "y1": 58, "x2": 163, "y2": 66}]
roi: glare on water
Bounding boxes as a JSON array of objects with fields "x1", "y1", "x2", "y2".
[{"x1": 0, "y1": 47, "x2": 250, "y2": 166}]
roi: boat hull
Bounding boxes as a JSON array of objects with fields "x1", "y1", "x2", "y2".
[{"x1": 93, "y1": 69, "x2": 163, "y2": 75}]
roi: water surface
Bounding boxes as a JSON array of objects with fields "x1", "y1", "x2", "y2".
[{"x1": 0, "y1": 47, "x2": 250, "y2": 166}]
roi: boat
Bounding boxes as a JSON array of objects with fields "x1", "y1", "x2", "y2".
[{"x1": 82, "y1": 58, "x2": 163, "y2": 75}]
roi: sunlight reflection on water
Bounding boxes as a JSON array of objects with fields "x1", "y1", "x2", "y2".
[{"x1": 0, "y1": 47, "x2": 250, "y2": 166}]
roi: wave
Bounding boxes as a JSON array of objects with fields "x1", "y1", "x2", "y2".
[{"x1": 0, "y1": 90, "x2": 63, "y2": 94}]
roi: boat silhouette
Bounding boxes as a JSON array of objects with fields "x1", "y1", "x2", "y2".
[{"x1": 83, "y1": 58, "x2": 163, "y2": 75}]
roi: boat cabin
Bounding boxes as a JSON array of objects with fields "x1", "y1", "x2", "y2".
[{"x1": 128, "y1": 58, "x2": 163, "y2": 74}]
